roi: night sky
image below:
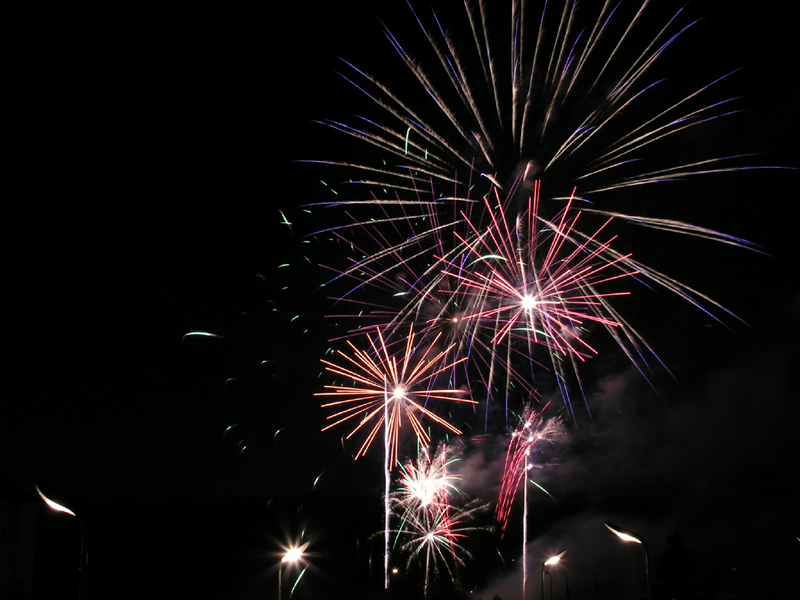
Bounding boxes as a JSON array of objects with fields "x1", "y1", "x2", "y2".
[{"x1": 4, "y1": 1, "x2": 798, "y2": 598}]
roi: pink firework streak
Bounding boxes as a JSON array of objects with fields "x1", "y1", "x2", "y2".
[
  {"x1": 496, "y1": 405, "x2": 562, "y2": 534},
  {"x1": 316, "y1": 325, "x2": 476, "y2": 466},
  {"x1": 444, "y1": 180, "x2": 639, "y2": 362}
]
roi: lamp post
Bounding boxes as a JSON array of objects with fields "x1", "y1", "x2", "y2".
[
  {"x1": 36, "y1": 483, "x2": 88, "y2": 600},
  {"x1": 384, "y1": 376, "x2": 390, "y2": 590},
  {"x1": 545, "y1": 571, "x2": 552, "y2": 600},
  {"x1": 278, "y1": 542, "x2": 308, "y2": 600},
  {"x1": 604, "y1": 522, "x2": 650, "y2": 600},
  {"x1": 522, "y1": 449, "x2": 529, "y2": 600},
  {"x1": 541, "y1": 550, "x2": 566, "y2": 600}
]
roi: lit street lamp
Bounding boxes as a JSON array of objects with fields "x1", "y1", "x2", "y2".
[
  {"x1": 604, "y1": 522, "x2": 650, "y2": 600},
  {"x1": 278, "y1": 542, "x2": 308, "y2": 600},
  {"x1": 541, "y1": 550, "x2": 566, "y2": 600},
  {"x1": 35, "y1": 482, "x2": 88, "y2": 599}
]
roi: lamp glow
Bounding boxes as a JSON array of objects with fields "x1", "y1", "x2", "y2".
[
  {"x1": 35, "y1": 482, "x2": 87, "y2": 599},
  {"x1": 281, "y1": 542, "x2": 309, "y2": 563},
  {"x1": 36, "y1": 485, "x2": 76, "y2": 516},
  {"x1": 544, "y1": 550, "x2": 566, "y2": 566},
  {"x1": 278, "y1": 542, "x2": 309, "y2": 600},
  {"x1": 604, "y1": 522, "x2": 643, "y2": 544},
  {"x1": 604, "y1": 522, "x2": 650, "y2": 600}
]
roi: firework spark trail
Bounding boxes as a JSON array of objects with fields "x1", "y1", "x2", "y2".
[
  {"x1": 496, "y1": 405, "x2": 562, "y2": 534},
  {"x1": 304, "y1": 178, "x2": 481, "y2": 337},
  {"x1": 315, "y1": 1, "x2": 758, "y2": 198},
  {"x1": 316, "y1": 324, "x2": 476, "y2": 466}
]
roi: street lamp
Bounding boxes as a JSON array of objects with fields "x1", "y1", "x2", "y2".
[
  {"x1": 541, "y1": 550, "x2": 566, "y2": 600},
  {"x1": 604, "y1": 522, "x2": 650, "y2": 600},
  {"x1": 278, "y1": 542, "x2": 308, "y2": 600},
  {"x1": 35, "y1": 482, "x2": 88, "y2": 600}
]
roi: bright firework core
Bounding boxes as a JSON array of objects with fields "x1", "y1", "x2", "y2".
[
  {"x1": 521, "y1": 295, "x2": 538, "y2": 311},
  {"x1": 392, "y1": 385, "x2": 407, "y2": 400}
]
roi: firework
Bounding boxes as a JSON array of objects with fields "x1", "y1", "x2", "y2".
[
  {"x1": 309, "y1": 0, "x2": 761, "y2": 425},
  {"x1": 390, "y1": 444, "x2": 491, "y2": 596},
  {"x1": 496, "y1": 404, "x2": 562, "y2": 534},
  {"x1": 316, "y1": 324, "x2": 476, "y2": 466},
  {"x1": 305, "y1": 2, "x2": 775, "y2": 595},
  {"x1": 317, "y1": 324, "x2": 477, "y2": 591},
  {"x1": 446, "y1": 184, "x2": 634, "y2": 355},
  {"x1": 395, "y1": 498, "x2": 490, "y2": 596},
  {"x1": 318, "y1": 0, "x2": 752, "y2": 200},
  {"x1": 395, "y1": 443, "x2": 461, "y2": 511}
]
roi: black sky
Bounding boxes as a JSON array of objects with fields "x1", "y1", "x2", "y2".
[{"x1": 4, "y1": 1, "x2": 798, "y2": 598}]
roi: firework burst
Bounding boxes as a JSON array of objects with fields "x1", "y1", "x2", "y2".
[
  {"x1": 316, "y1": 324, "x2": 476, "y2": 465},
  {"x1": 395, "y1": 443, "x2": 461, "y2": 511},
  {"x1": 446, "y1": 183, "x2": 634, "y2": 355},
  {"x1": 395, "y1": 498, "x2": 490, "y2": 596},
  {"x1": 390, "y1": 444, "x2": 491, "y2": 596},
  {"x1": 317, "y1": 0, "x2": 754, "y2": 200}
]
